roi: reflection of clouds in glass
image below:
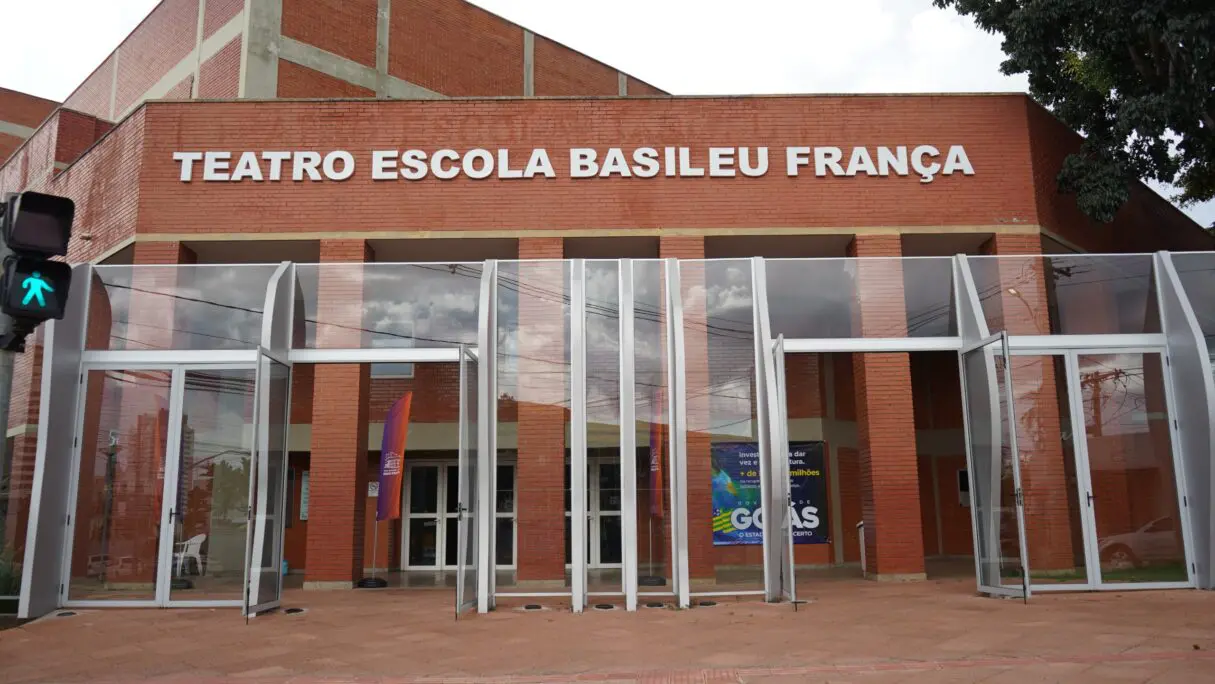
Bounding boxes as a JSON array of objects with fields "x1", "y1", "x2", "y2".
[
  {"x1": 298, "y1": 263, "x2": 483, "y2": 348},
  {"x1": 586, "y1": 262, "x2": 620, "y2": 425},
  {"x1": 97, "y1": 265, "x2": 277, "y2": 350},
  {"x1": 497, "y1": 262, "x2": 570, "y2": 407},
  {"x1": 682, "y1": 261, "x2": 756, "y2": 438}
]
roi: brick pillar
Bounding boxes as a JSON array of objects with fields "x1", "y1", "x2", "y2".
[
  {"x1": 513, "y1": 238, "x2": 567, "y2": 584},
  {"x1": 981, "y1": 234, "x2": 1077, "y2": 572},
  {"x1": 849, "y1": 235, "x2": 925, "y2": 580},
  {"x1": 304, "y1": 240, "x2": 373, "y2": 589},
  {"x1": 660, "y1": 237, "x2": 716, "y2": 582}
]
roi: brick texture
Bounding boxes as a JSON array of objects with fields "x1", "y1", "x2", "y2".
[
  {"x1": 198, "y1": 37, "x2": 241, "y2": 99},
  {"x1": 848, "y1": 235, "x2": 925, "y2": 578},
  {"x1": 278, "y1": 61, "x2": 376, "y2": 98},
  {"x1": 533, "y1": 36, "x2": 618, "y2": 97},
  {"x1": 62, "y1": 56, "x2": 116, "y2": 120},
  {"x1": 0, "y1": 87, "x2": 59, "y2": 129},
  {"x1": 390, "y1": 0, "x2": 524, "y2": 96},
  {"x1": 203, "y1": 0, "x2": 244, "y2": 39},
  {"x1": 114, "y1": 0, "x2": 200, "y2": 115},
  {"x1": 282, "y1": 0, "x2": 379, "y2": 68}
]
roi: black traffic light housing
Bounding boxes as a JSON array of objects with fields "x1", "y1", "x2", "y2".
[{"x1": 0, "y1": 191, "x2": 76, "y2": 352}]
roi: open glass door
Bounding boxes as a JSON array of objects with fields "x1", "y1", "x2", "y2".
[
  {"x1": 243, "y1": 350, "x2": 291, "y2": 617},
  {"x1": 960, "y1": 332, "x2": 1030, "y2": 598},
  {"x1": 771, "y1": 336, "x2": 796, "y2": 604},
  {"x1": 455, "y1": 345, "x2": 479, "y2": 616}
]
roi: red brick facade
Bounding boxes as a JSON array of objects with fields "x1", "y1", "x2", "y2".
[{"x1": 0, "y1": 0, "x2": 1207, "y2": 600}]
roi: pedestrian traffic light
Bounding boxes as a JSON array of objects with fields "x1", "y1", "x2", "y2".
[{"x1": 0, "y1": 191, "x2": 76, "y2": 351}]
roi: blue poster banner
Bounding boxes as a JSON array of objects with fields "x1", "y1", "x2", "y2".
[{"x1": 711, "y1": 441, "x2": 828, "y2": 546}]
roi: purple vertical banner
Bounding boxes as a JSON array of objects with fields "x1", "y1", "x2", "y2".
[{"x1": 376, "y1": 392, "x2": 413, "y2": 522}]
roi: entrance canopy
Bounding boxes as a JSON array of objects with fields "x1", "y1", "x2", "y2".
[{"x1": 15, "y1": 252, "x2": 1215, "y2": 618}]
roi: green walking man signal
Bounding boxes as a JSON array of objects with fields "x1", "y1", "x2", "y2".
[
  {"x1": 21, "y1": 271, "x2": 54, "y2": 308},
  {"x1": 0, "y1": 191, "x2": 76, "y2": 352}
]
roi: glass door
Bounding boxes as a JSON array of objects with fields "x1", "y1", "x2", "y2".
[
  {"x1": 66, "y1": 369, "x2": 175, "y2": 604},
  {"x1": 960, "y1": 333, "x2": 1030, "y2": 598},
  {"x1": 456, "y1": 345, "x2": 478, "y2": 615},
  {"x1": 166, "y1": 368, "x2": 257, "y2": 605},
  {"x1": 1072, "y1": 351, "x2": 1191, "y2": 588},
  {"x1": 243, "y1": 351, "x2": 291, "y2": 616}
]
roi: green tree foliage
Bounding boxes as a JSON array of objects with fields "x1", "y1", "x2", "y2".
[{"x1": 935, "y1": 1, "x2": 1214, "y2": 222}]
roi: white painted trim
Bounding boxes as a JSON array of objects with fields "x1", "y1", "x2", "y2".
[
  {"x1": 80, "y1": 350, "x2": 259, "y2": 366},
  {"x1": 783, "y1": 337, "x2": 963, "y2": 353},
  {"x1": 522, "y1": 30, "x2": 534, "y2": 96},
  {"x1": 618, "y1": 72, "x2": 628, "y2": 96},
  {"x1": 375, "y1": 0, "x2": 391, "y2": 97},
  {"x1": 108, "y1": 48, "x2": 120, "y2": 120}
]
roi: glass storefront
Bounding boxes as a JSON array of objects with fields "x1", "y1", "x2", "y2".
[{"x1": 9, "y1": 252, "x2": 1213, "y2": 618}]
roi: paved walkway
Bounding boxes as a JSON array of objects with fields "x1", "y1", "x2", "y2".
[{"x1": 2, "y1": 577, "x2": 1213, "y2": 683}]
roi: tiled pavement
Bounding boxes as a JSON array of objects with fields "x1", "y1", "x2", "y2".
[{"x1": 2, "y1": 577, "x2": 1214, "y2": 683}]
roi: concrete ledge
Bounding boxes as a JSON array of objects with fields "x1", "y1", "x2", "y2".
[
  {"x1": 511, "y1": 579, "x2": 567, "y2": 590},
  {"x1": 304, "y1": 580, "x2": 354, "y2": 590}
]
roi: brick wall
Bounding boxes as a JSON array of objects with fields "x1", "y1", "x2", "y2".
[
  {"x1": 114, "y1": 0, "x2": 201, "y2": 115},
  {"x1": 282, "y1": 0, "x2": 379, "y2": 68},
  {"x1": 135, "y1": 95, "x2": 1041, "y2": 238},
  {"x1": 198, "y1": 37, "x2": 242, "y2": 99},
  {"x1": 0, "y1": 86, "x2": 59, "y2": 163},
  {"x1": 390, "y1": 0, "x2": 524, "y2": 96},
  {"x1": 278, "y1": 62, "x2": 376, "y2": 98},
  {"x1": 204, "y1": 0, "x2": 245, "y2": 40},
  {"x1": 533, "y1": 36, "x2": 618, "y2": 97}
]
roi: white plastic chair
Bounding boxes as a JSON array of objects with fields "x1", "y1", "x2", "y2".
[{"x1": 174, "y1": 534, "x2": 206, "y2": 576}]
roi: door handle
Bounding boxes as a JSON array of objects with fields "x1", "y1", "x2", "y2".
[{"x1": 1087, "y1": 492, "x2": 1095, "y2": 507}]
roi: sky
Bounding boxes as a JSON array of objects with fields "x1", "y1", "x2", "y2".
[{"x1": 0, "y1": 0, "x2": 1210, "y2": 225}]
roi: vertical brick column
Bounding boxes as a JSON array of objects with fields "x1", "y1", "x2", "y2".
[
  {"x1": 849, "y1": 235, "x2": 925, "y2": 580},
  {"x1": 304, "y1": 239, "x2": 373, "y2": 589},
  {"x1": 981, "y1": 234, "x2": 1076, "y2": 572},
  {"x1": 514, "y1": 238, "x2": 567, "y2": 583},
  {"x1": 660, "y1": 237, "x2": 715, "y2": 581}
]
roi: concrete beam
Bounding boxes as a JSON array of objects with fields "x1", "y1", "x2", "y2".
[
  {"x1": 376, "y1": 0, "x2": 391, "y2": 98},
  {"x1": 192, "y1": 0, "x2": 208, "y2": 97},
  {"x1": 618, "y1": 71, "x2": 627, "y2": 96},
  {"x1": 523, "y1": 30, "x2": 535, "y2": 96},
  {"x1": 0, "y1": 120, "x2": 36, "y2": 139},
  {"x1": 279, "y1": 37, "x2": 443, "y2": 99},
  {"x1": 240, "y1": 0, "x2": 283, "y2": 98}
]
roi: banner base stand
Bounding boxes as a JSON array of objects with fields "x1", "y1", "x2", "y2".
[
  {"x1": 639, "y1": 575, "x2": 666, "y2": 586},
  {"x1": 356, "y1": 577, "x2": 388, "y2": 589}
]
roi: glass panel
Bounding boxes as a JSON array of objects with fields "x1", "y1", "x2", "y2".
[
  {"x1": 296, "y1": 263, "x2": 482, "y2": 349},
  {"x1": 251, "y1": 357, "x2": 289, "y2": 609},
  {"x1": 587, "y1": 261, "x2": 622, "y2": 592},
  {"x1": 496, "y1": 260, "x2": 570, "y2": 591},
  {"x1": 496, "y1": 465, "x2": 515, "y2": 513},
  {"x1": 410, "y1": 467, "x2": 439, "y2": 514},
  {"x1": 0, "y1": 332, "x2": 43, "y2": 601},
  {"x1": 69, "y1": 370, "x2": 172, "y2": 600},
  {"x1": 408, "y1": 519, "x2": 438, "y2": 566},
  {"x1": 766, "y1": 257, "x2": 956, "y2": 338},
  {"x1": 599, "y1": 516, "x2": 623, "y2": 565},
  {"x1": 1079, "y1": 353, "x2": 1188, "y2": 584},
  {"x1": 495, "y1": 518, "x2": 514, "y2": 566},
  {"x1": 634, "y1": 260, "x2": 674, "y2": 592},
  {"x1": 446, "y1": 466, "x2": 458, "y2": 513},
  {"x1": 169, "y1": 369, "x2": 255, "y2": 602},
  {"x1": 680, "y1": 259, "x2": 766, "y2": 593},
  {"x1": 445, "y1": 518, "x2": 458, "y2": 567},
  {"x1": 89, "y1": 265, "x2": 277, "y2": 351},
  {"x1": 1012, "y1": 356, "x2": 1088, "y2": 586},
  {"x1": 967, "y1": 254, "x2": 1159, "y2": 336},
  {"x1": 961, "y1": 344, "x2": 1024, "y2": 592},
  {"x1": 1171, "y1": 252, "x2": 1215, "y2": 362}
]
